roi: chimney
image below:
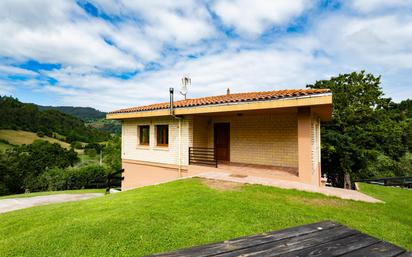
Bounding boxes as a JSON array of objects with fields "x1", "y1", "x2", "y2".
[
  {"x1": 169, "y1": 87, "x2": 174, "y2": 115},
  {"x1": 226, "y1": 88, "x2": 230, "y2": 95}
]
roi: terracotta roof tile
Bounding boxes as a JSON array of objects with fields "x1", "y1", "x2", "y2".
[{"x1": 109, "y1": 88, "x2": 330, "y2": 114}]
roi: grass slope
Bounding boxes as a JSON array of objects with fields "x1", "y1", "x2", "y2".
[
  {"x1": 0, "y1": 179, "x2": 410, "y2": 256},
  {"x1": 0, "y1": 129, "x2": 71, "y2": 149}
]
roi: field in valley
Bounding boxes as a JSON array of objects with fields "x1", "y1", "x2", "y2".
[{"x1": 0, "y1": 129, "x2": 71, "y2": 149}]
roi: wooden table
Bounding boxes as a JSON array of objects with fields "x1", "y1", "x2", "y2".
[{"x1": 146, "y1": 221, "x2": 411, "y2": 257}]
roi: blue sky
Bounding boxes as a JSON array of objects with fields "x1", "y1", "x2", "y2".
[{"x1": 0, "y1": 0, "x2": 411, "y2": 111}]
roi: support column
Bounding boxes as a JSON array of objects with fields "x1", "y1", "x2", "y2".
[{"x1": 297, "y1": 107, "x2": 313, "y2": 185}]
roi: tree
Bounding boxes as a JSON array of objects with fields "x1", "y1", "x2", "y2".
[
  {"x1": 307, "y1": 71, "x2": 406, "y2": 188},
  {"x1": 0, "y1": 96, "x2": 111, "y2": 143},
  {"x1": 0, "y1": 140, "x2": 79, "y2": 194},
  {"x1": 103, "y1": 136, "x2": 121, "y2": 171}
]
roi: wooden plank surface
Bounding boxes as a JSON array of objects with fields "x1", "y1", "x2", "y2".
[
  {"x1": 145, "y1": 221, "x2": 409, "y2": 257},
  {"x1": 148, "y1": 221, "x2": 339, "y2": 257},
  {"x1": 340, "y1": 241, "x2": 405, "y2": 257},
  {"x1": 278, "y1": 233, "x2": 379, "y2": 257},
  {"x1": 214, "y1": 226, "x2": 358, "y2": 257},
  {"x1": 397, "y1": 252, "x2": 412, "y2": 257}
]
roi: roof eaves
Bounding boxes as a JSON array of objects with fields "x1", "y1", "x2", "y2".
[{"x1": 109, "y1": 91, "x2": 332, "y2": 115}]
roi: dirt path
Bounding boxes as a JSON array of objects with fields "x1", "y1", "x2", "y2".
[{"x1": 0, "y1": 193, "x2": 103, "y2": 214}]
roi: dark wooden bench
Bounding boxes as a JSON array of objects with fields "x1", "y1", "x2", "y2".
[{"x1": 145, "y1": 221, "x2": 411, "y2": 257}]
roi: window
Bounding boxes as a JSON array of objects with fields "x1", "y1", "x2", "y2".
[
  {"x1": 139, "y1": 125, "x2": 150, "y2": 145},
  {"x1": 156, "y1": 125, "x2": 168, "y2": 146}
]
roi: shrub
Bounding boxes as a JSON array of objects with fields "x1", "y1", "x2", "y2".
[
  {"x1": 84, "y1": 148, "x2": 97, "y2": 157},
  {"x1": 36, "y1": 165, "x2": 109, "y2": 191},
  {"x1": 361, "y1": 152, "x2": 397, "y2": 178},
  {"x1": 36, "y1": 131, "x2": 45, "y2": 137},
  {"x1": 360, "y1": 151, "x2": 412, "y2": 178},
  {"x1": 0, "y1": 139, "x2": 10, "y2": 145},
  {"x1": 66, "y1": 165, "x2": 108, "y2": 189},
  {"x1": 37, "y1": 167, "x2": 67, "y2": 191},
  {"x1": 398, "y1": 153, "x2": 412, "y2": 176},
  {"x1": 70, "y1": 141, "x2": 83, "y2": 149}
]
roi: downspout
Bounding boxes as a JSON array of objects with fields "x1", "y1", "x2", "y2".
[{"x1": 169, "y1": 88, "x2": 183, "y2": 177}]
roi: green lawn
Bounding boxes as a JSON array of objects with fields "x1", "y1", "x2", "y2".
[
  {"x1": 0, "y1": 189, "x2": 105, "y2": 200},
  {"x1": 0, "y1": 179, "x2": 410, "y2": 256}
]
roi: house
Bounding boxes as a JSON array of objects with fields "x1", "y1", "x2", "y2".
[{"x1": 106, "y1": 88, "x2": 332, "y2": 190}]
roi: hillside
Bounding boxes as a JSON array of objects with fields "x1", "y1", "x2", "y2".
[
  {"x1": 37, "y1": 105, "x2": 120, "y2": 134},
  {"x1": 86, "y1": 119, "x2": 121, "y2": 134},
  {"x1": 0, "y1": 179, "x2": 410, "y2": 256},
  {"x1": 0, "y1": 130, "x2": 71, "y2": 149},
  {"x1": 37, "y1": 105, "x2": 105, "y2": 121},
  {"x1": 0, "y1": 96, "x2": 110, "y2": 143}
]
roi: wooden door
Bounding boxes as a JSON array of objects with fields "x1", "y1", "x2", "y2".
[{"x1": 214, "y1": 123, "x2": 230, "y2": 161}]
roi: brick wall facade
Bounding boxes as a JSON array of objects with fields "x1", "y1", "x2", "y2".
[{"x1": 191, "y1": 112, "x2": 298, "y2": 168}]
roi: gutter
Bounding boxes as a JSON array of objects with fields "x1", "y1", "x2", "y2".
[{"x1": 169, "y1": 88, "x2": 183, "y2": 177}]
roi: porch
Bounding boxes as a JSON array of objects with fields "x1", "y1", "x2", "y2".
[
  {"x1": 188, "y1": 161, "x2": 300, "y2": 182},
  {"x1": 187, "y1": 106, "x2": 323, "y2": 185}
]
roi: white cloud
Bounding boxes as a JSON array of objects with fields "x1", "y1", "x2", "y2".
[
  {"x1": 91, "y1": 0, "x2": 216, "y2": 45},
  {"x1": 0, "y1": 81, "x2": 14, "y2": 95},
  {"x1": 0, "y1": 0, "x2": 411, "y2": 111},
  {"x1": 0, "y1": 0, "x2": 140, "y2": 71},
  {"x1": 0, "y1": 65, "x2": 37, "y2": 76},
  {"x1": 212, "y1": 0, "x2": 312, "y2": 36},
  {"x1": 313, "y1": 14, "x2": 412, "y2": 71},
  {"x1": 349, "y1": 0, "x2": 412, "y2": 13},
  {"x1": 39, "y1": 42, "x2": 335, "y2": 111}
]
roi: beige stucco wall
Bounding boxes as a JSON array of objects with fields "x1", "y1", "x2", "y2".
[
  {"x1": 121, "y1": 116, "x2": 192, "y2": 166},
  {"x1": 192, "y1": 112, "x2": 298, "y2": 168},
  {"x1": 192, "y1": 116, "x2": 209, "y2": 148}
]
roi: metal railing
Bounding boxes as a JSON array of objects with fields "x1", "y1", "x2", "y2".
[
  {"x1": 189, "y1": 147, "x2": 217, "y2": 168},
  {"x1": 356, "y1": 176, "x2": 412, "y2": 188},
  {"x1": 106, "y1": 169, "x2": 124, "y2": 194},
  {"x1": 64, "y1": 169, "x2": 125, "y2": 193}
]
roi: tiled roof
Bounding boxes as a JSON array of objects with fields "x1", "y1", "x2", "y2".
[{"x1": 109, "y1": 88, "x2": 331, "y2": 114}]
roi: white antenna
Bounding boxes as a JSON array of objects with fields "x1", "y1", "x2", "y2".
[{"x1": 180, "y1": 76, "x2": 191, "y2": 100}]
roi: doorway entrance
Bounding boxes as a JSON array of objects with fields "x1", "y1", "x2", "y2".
[{"x1": 214, "y1": 123, "x2": 230, "y2": 161}]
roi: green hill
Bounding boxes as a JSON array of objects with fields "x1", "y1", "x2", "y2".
[
  {"x1": 0, "y1": 96, "x2": 110, "y2": 143},
  {"x1": 86, "y1": 119, "x2": 121, "y2": 134},
  {"x1": 37, "y1": 105, "x2": 105, "y2": 121},
  {"x1": 37, "y1": 105, "x2": 120, "y2": 134}
]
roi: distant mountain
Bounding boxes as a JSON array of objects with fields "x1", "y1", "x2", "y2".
[
  {"x1": 37, "y1": 106, "x2": 106, "y2": 121},
  {"x1": 36, "y1": 106, "x2": 120, "y2": 135},
  {"x1": 0, "y1": 96, "x2": 111, "y2": 143}
]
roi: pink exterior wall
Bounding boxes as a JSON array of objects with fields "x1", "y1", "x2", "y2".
[
  {"x1": 122, "y1": 160, "x2": 187, "y2": 190},
  {"x1": 297, "y1": 107, "x2": 313, "y2": 185}
]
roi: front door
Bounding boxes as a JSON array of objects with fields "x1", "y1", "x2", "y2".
[{"x1": 214, "y1": 123, "x2": 230, "y2": 161}]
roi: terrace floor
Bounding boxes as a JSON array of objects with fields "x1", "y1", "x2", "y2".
[
  {"x1": 188, "y1": 162, "x2": 299, "y2": 183},
  {"x1": 147, "y1": 221, "x2": 411, "y2": 257}
]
